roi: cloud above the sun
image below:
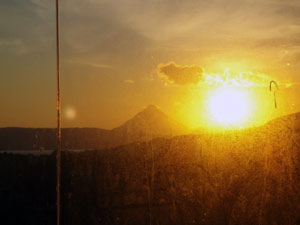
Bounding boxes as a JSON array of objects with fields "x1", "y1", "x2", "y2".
[{"x1": 157, "y1": 62, "x2": 293, "y2": 88}]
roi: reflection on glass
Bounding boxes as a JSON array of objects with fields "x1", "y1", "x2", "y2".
[{"x1": 1, "y1": 0, "x2": 300, "y2": 225}]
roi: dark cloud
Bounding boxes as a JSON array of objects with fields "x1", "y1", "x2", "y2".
[{"x1": 157, "y1": 62, "x2": 204, "y2": 85}]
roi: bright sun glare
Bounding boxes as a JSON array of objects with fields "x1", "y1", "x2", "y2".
[{"x1": 208, "y1": 88, "x2": 251, "y2": 127}]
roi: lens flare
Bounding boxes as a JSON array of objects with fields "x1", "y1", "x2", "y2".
[{"x1": 65, "y1": 107, "x2": 77, "y2": 120}]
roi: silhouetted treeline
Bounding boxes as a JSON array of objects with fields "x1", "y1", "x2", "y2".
[
  {"x1": 0, "y1": 128, "x2": 110, "y2": 150},
  {"x1": 1, "y1": 120, "x2": 300, "y2": 225},
  {"x1": 0, "y1": 153, "x2": 56, "y2": 225},
  {"x1": 0, "y1": 126, "x2": 176, "y2": 151}
]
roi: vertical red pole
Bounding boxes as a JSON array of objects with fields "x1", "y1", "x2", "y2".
[{"x1": 55, "y1": 0, "x2": 61, "y2": 225}]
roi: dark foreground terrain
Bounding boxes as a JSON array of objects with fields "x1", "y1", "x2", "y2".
[{"x1": 1, "y1": 113, "x2": 300, "y2": 225}]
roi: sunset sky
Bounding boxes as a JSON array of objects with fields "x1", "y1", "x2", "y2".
[{"x1": 1, "y1": 0, "x2": 300, "y2": 129}]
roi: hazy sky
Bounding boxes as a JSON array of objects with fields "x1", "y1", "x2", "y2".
[{"x1": 1, "y1": 0, "x2": 300, "y2": 128}]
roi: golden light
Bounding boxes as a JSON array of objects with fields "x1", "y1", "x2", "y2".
[
  {"x1": 175, "y1": 69, "x2": 278, "y2": 129},
  {"x1": 208, "y1": 88, "x2": 251, "y2": 127}
]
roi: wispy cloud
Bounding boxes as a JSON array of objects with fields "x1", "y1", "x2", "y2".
[
  {"x1": 124, "y1": 79, "x2": 135, "y2": 84},
  {"x1": 0, "y1": 38, "x2": 28, "y2": 55},
  {"x1": 1, "y1": 0, "x2": 55, "y2": 56},
  {"x1": 66, "y1": 59, "x2": 112, "y2": 69}
]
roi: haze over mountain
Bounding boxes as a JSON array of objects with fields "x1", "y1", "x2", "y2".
[
  {"x1": 0, "y1": 105, "x2": 187, "y2": 150},
  {"x1": 1, "y1": 104, "x2": 300, "y2": 151}
]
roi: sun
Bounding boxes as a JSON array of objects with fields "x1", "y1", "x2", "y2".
[{"x1": 208, "y1": 88, "x2": 251, "y2": 127}]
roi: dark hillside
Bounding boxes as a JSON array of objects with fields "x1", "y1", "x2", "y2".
[{"x1": 1, "y1": 114, "x2": 300, "y2": 225}]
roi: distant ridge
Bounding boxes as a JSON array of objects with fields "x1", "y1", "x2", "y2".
[
  {"x1": 0, "y1": 105, "x2": 187, "y2": 150},
  {"x1": 2, "y1": 108, "x2": 300, "y2": 151}
]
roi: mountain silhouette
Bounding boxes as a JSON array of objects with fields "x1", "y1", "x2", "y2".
[
  {"x1": 0, "y1": 105, "x2": 187, "y2": 150},
  {"x1": 1, "y1": 108, "x2": 300, "y2": 151},
  {"x1": 109, "y1": 104, "x2": 187, "y2": 147}
]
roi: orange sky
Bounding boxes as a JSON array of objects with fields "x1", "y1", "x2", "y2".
[{"x1": 1, "y1": 0, "x2": 300, "y2": 129}]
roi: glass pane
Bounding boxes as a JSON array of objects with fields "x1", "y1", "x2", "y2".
[{"x1": 2, "y1": 0, "x2": 300, "y2": 225}]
